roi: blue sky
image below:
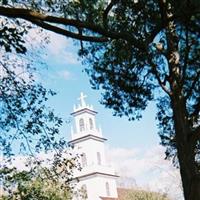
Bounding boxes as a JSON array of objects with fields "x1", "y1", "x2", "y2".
[
  {"x1": 14, "y1": 30, "x2": 183, "y2": 199},
  {"x1": 38, "y1": 32, "x2": 160, "y2": 150}
]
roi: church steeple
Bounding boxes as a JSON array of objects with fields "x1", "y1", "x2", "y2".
[
  {"x1": 70, "y1": 92, "x2": 102, "y2": 140},
  {"x1": 69, "y1": 92, "x2": 118, "y2": 200}
]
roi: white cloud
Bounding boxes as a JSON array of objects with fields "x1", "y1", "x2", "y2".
[
  {"x1": 0, "y1": 148, "x2": 76, "y2": 171},
  {"x1": 107, "y1": 145, "x2": 184, "y2": 200},
  {"x1": 107, "y1": 147, "x2": 139, "y2": 161},
  {"x1": 57, "y1": 70, "x2": 74, "y2": 80},
  {"x1": 45, "y1": 32, "x2": 80, "y2": 65},
  {"x1": 42, "y1": 69, "x2": 75, "y2": 82},
  {"x1": 24, "y1": 27, "x2": 79, "y2": 65}
]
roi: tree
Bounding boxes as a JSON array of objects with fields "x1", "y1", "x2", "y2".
[
  {"x1": 0, "y1": 20, "x2": 65, "y2": 157},
  {"x1": 0, "y1": 167, "x2": 72, "y2": 200},
  {"x1": 0, "y1": 151, "x2": 78, "y2": 200},
  {"x1": 0, "y1": 1, "x2": 199, "y2": 199},
  {"x1": 0, "y1": 3, "x2": 79, "y2": 200},
  {"x1": 118, "y1": 188, "x2": 169, "y2": 200}
]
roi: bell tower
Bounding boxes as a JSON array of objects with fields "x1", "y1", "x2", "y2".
[
  {"x1": 70, "y1": 92, "x2": 102, "y2": 141},
  {"x1": 69, "y1": 92, "x2": 118, "y2": 200}
]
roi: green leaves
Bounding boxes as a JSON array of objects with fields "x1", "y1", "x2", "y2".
[
  {"x1": 84, "y1": 39, "x2": 154, "y2": 120},
  {"x1": 0, "y1": 163, "x2": 73, "y2": 200},
  {"x1": 0, "y1": 56, "x2": 65, "y2": 157},
  {"x1": 120, "y1": 188, "x2": 169, "y2": 200},
  {"x1": 0, "y1": 18, "x2": 27, "y2": 54}
]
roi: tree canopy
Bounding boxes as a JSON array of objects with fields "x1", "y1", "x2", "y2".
[
  {"x1": 0, "y1": 150, "x2": 79, "y2": 200},
  {"x1": 0, "y1": 1, "x2": 200, "y2": 200},
  {"x1": 0, "y1": 167, "x2": 72, "y2": 200},
  {"x1": 118, "y1": 188, "x2": 169, "y2": 200}
]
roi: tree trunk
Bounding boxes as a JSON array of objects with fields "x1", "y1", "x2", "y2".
[
  {"x1": 164, "y1": 1, "x2": 200, "y2": 198},
  {"x1": 171, "y1": 96, "x2": 200, "y2": 200}
]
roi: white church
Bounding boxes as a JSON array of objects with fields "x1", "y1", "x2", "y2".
[{"x1": 69, "y1": 92, "x2": 119, "y2": 200}]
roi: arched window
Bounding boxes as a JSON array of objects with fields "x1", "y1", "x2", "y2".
[
  {"x1": 106, "y1": 182, "x2": 110, "y2": 196},
  {"x1": 81, "y1": 153, "x2": 87, "y2": 167},
  {"x1": 89, "y1": 118, "x2": 93, "y2": 130},
  {"x1": 79, "y1": 118, "x2": 85, "y2": 132},
  {"x1": 97, "y1": 152, "x2": 101, "y2": 165}
]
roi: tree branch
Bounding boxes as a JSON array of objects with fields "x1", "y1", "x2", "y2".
[
  {"x1": 103, "y1": 0, "x2": 118, "y2": 28},
  {"x1": 182, "y1": 25, "x2": 190, "y2": 86},
  {"x1": 30, "y1": 19, "x2": 108, "y2": 43},
  {"x1": 157, "y1": 0, "x2": 167, "y2": 26},
  {"x1": 148, "y1": 57, "x2": 172, "y2": 96},
  {"x1": 0, "y1": 6, "x2": 146, "y2": 50}
]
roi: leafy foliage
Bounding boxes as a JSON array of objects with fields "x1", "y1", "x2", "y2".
[
  {"x1": 0, "y1": 164, "x2": 73, "y2": 200},
  {"x1": 0, "y1": 55, "x2": 65, "y2": 156},
  {"x1": 0, "y1": 7, "x2": 65, "y2": 157},
  {"x1": 77, "y1": 0, "x2": 200, "y2": 167},
  {"x1": 84, "y1": 40, "x2": 154, "y2": 120},
  {"x1": 0, "y1": 18, "x2": 27, "y2": 53},
  {"x1": 0, "y1": 3, "x2": 73, "y2": 199},
  {"x1": 119, "y1": 188, "x2": 169, "y2": 200}
]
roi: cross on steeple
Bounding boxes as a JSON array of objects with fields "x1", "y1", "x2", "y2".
[{"x1": 78, "y1": 92, "x2": 87, "y2": 107}]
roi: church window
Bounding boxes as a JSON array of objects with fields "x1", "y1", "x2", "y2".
[
  {"x1": 79, "y1": 118, "x2": 85, "y2": 132},
  {"x1": 89, "y1": 118, "x2": 93, "y2": 130},
  {"x1": 106, "y1": 182, "x2": 110, "y2": 196},
  {"x1": 97, "y1": 152, "x2": 101, "y2": 165},
  {"x1": 81, "y1": 153, "x2": 87, "y2": 167}
]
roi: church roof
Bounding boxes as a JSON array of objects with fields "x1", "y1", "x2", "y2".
[
  {"x1": 68, "y1": 134, "x2": 107, "y2": 145},
  {"x1": 71, "y1": 107, "x2": 97, "y2": 116},
  {"x1": 100, "y1": 188, "x2": 133, "y2": 200},
  {"x1": 100, "y1": 188, "x2": 134, "y2": 200},
  {"x1": 117, "y1": 188, "x2": 132, "y2": 199},
  {"x1": 100, "y1": 197, "x2": 118, "y2": 200},
  {"x1": 73, "y1": 171, "x2": 119, "y2": 181}
]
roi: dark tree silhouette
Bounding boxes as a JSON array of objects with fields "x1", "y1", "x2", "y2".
[{"x1": 0, "y1": 1, "x2": 200, "y2": 199}]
